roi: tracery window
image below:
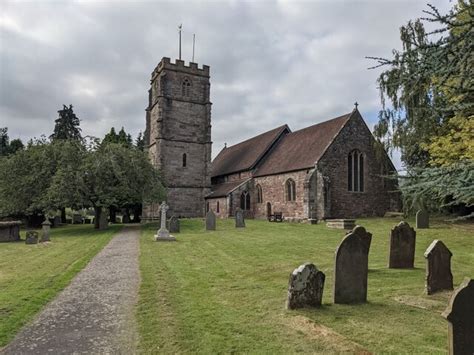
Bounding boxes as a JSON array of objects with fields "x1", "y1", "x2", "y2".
[
  {"x1": 285, "y1": 179, "x2": 296, "y2": 201},
  {"x1": 182, "y1": 78, "x2": 191, "y2": 97},
  {"x1": 256, "y1": 184, "x2": 263, "y2": 203},
  {"x1": 240, "y1": 191, "x2": 251, "y2": 210},
  {"x1": 348, "y1": 150, "x2": 364, "y2": 192}
]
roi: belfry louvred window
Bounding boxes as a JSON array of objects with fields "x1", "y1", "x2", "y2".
[
  {"x1": 182, "y1": 78, "x2": 191, "y2": 97},
  {"x1": 348, "y1": 150, "x2": 364, "y2": 192}
]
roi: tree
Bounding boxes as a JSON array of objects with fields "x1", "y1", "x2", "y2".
[
  {"x1": 369, "y1": 1, "x2": 474, "y2": 169},
  {"x1": 102, "y1": 127, "x2": 118, "y2": 146},
  {"x1": 0, "y1": 128, "x2": 9, "y2": 156},
  {"x1": 136, "y1": 131, "x2": 145, "y2": 151},
  {"x1": 50, "y1": 104, "x2": 82, "y2": 141},
  {"x1": 9, "y1": 139, "x2": 24, "y2": 154}
]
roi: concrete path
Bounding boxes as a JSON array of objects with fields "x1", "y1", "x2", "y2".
[{"x1": 2, "y1": 226, "x2": 141, "y2": 355}]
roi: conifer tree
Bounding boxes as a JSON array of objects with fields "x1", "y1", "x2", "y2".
[{"x1": 50, "y1": 105, "x2": 82, "y2": 141}]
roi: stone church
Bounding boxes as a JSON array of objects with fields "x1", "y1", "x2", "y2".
[{"x1": 143, "y1": 57, "x2": 400, "y2": 221}]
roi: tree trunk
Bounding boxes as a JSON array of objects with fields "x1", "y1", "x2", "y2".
[
  {"x1": 132, "y1": 204, "x2": 142, "y2": 223},
  {"x1": 61, "y1": 207, "x2": 66, "y2": 224},
  {"x1": 94, "y1": 206, "x2": 101, "y2": 229},
  {"x1": 109, "y1": 206, "x2": 117, "y2": 223}
]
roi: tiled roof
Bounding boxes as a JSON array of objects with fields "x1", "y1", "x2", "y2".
[
  {"x1": 206, "y1": 179, "x2": 250, "y2": 198},
  {"x1": 211, "y1": 125, "x2": 289, "y2": 178},
  {"x1": 254, "y1": 112, "x2": 353, "y2": 177}
]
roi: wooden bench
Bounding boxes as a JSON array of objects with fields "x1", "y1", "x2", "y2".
[{"x1": 268, "y1": 212, "x2": 283, "y2": 222}]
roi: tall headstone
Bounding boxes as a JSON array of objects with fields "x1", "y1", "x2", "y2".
[
  {"x1": 155, "y1": 202, "x2": 176, "y2": 241},
  {"x1": 442, "y1": 278, "x2": 474, "y2": 355},
  {"x1": 235, "y1": 209, "x2": 245, "y2": 228},
  {"x1": 168, "y1": 216, "x2": 180, "y2": 233},
  {"x1": 0, "y1": 221, "x2": 21, "y2": 242},
  {"x1": 25, "y1": 231, "x2": 39, "y2": 245},
  {"x1": 333, "y1": 225, "x2": 372, "y2": 304},
  {"x1": 286, "y1": 263, "x2": 325, "y2": 310},
  {"x1": 389, "y1": 221, "x2": 416, "y2": 268},
  {"x1": 206, "y1": 210, "x2": 216, "y2": 231},
  {"x1": 424, "y1": 240, "x2": 453, "y2": 295},
  {"x1": 41, "y1": 220, "x2": 51, "y2": 242},
  {"x1": 416, "y1": 210, "x2": 429, "y2": 229},
  {"x1": 98, "y1": 211, "x2": 109, "y2": 230}
]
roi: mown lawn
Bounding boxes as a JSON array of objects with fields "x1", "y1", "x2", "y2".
[
  {"x1": 137, "y1": 218, "x2": 473, "y2": 354},
  {"x1": 0, "y1": 224, "x2": 121, "y2": 347}
]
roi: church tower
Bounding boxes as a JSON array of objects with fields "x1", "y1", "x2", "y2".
[{"x1": 145, "y1": 57, "x2": 212, "y2": 217}]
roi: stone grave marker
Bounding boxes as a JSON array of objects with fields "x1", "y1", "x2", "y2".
[
  {"x1": 442, "y1": 278, "x2": 474, "y2": 355},
  {"x1": 41, "y1": 219, "x2": 51, "y2": 242},
  {"x1": 169, "y1": 216, "x2": 180, "y2": 233},
  {"x1": 286, "y1": 263, "x2": 325, "y2": 309},
  {"x1": 98, "y1": 211, "x2": 109, "y2": 230},
  {"x1": 389, "y1": 221, "x2": 416, "y2": 268},
  {"x1": 25, "y1": 231, "x2": 39, "y2": 245},
  {"x1": 206, "y1": 210, "x2": 216, "y2": 231},
  {"x1": 333, "y1": 225, "x2": 372, "y2": 304},
  {"x1": 416, "y1": 210, "x2": 429, "y2": 229},
  {"x1": 52, "y1": 216, "x2": 61, "y2": 227},
  {"x1": 0, "y1": 221, "x2": 21, "y2": 242},
  {"x1": 424, "y1": 239, "x2": 453, "y2": 295},
  {"x1": 155, "y1": 202, "x2": 176, "y2": 241},
  {"x1": 235, "y1": 209, "x2": 245, "y2": 228}
]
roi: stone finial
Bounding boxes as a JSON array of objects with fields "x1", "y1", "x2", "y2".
[
  {"x1": 442, "y1": 278, "x2": 474, "y2": 355},
  {"x1": 389, "y1": 221, "x2": 416, "y2": 268},
  {"x1": 424, "y1": 240, "x2": 453, "y2": 295},
  {"x1": 286, "y1": 263, "x2": 325, "y2": 310},
  {"x1": 333, "y1": 225, "x2": 372, "y2": 304}
]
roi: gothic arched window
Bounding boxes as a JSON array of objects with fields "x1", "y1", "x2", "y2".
[
  {"x1": 285, "y1": 179, "x2": 296, "y2": 201},
  {"x1": 240, "y1": 191, "x2": 250, "y2": 210},
  {"x1": 348, "y1": 150, "x2": 364, "y2": 192},
  {"x1": 182, "y1": 78, "x2": 191, "y2": 97},
  {"x1": 182, "y1": 153, "x2": 187, "y2": 167},
  {"x1": 256, "y1": 184, "x2": 263, "y2": 203}
]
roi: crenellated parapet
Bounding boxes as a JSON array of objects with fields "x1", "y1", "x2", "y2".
[{"x1": 151, "y1": 57, "x2": 210, "y2": 81}]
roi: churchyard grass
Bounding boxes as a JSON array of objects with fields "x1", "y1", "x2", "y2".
[
  {"x1": 0, "y1": 224, "x2": 121, "y2": 347},
  {"x1": 137, "y1": 218, "x2": 473, "y2": 353}
]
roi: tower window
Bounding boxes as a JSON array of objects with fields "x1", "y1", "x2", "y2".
[
  {"x1": 217, "y1": 201, "x2": 220, "y2": 213},
  {"x1": 348, "y1": 150, "x2": 364, "y2": 192},
  {"x1": 240, "y1": 191, "x2": 250, "y2": 210},
  {"x1": 182, "y1": 153, "x2": 187, "y2": 167},
  {"x1": 182, "y1": 78, "x2": 191, "y2": 97},
  {"x1": 256, "y1": 184, "x2": 263, "y2": 204},
  {"x1": 285, "y1": 179, "x2": 296, "y2": 201}
]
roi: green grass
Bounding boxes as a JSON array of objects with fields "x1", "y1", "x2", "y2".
[
  {"x1": 0, "y1": 224, "x2": 121, "y2": 347},
  {"x1": 137, "y1": 218, "x2": 473, "y2": 354}
]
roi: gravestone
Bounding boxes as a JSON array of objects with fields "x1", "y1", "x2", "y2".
[
  {"x1": 416, "y1": 210, "x2": 429, "y2": 229},
  {"x1": 72, "y1": 214, "x2": 83, "y2": 224},
  {"x1": 169, "y1": 216, "x2": 180, "y2": 233},
  {"x1": 0, "y1": 221, "x2": 21, "y2": 242},
  {"x1": 235, "y1": 209, "x2": 245, "y2": 228},
  {"x1": 25, "y1": 231, "x2": 39, "y2": 245},
  {"x1": 206, "y1": 210, "x2": 216, "y2": 231},
  {"x1": 333, "y1": 225, "x2": 372, "y2": 304},
  {"x1": 52, "y1": 216, "x2": 61, "y2": 227},
  {"x1": 389, "y1": 221, "x2": 416, "y2": 268},
  {"x1": 41, "y1": 220, "x2": 51, "y2": 242},
  {"x1": 442, "y1": 278, "x2": 474, "y2": 355},
  {"x1": 424, "y1": 240, "x2": 453, "y2": 295},
  {"x1": 98, "y1": 212, "x2": 109, "y2": 230},
  {"x1": 155, "y1": 202, "x2": 176, "y2": 241},
  {"x1": 286, "y1": 263, "x2": 325, "y2": 310}
]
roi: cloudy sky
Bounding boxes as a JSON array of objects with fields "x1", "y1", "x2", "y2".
[{"x1": 1, "y1": 0, "x2": 453, "y2": 169}]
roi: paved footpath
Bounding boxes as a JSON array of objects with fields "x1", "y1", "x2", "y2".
[{"x1": 2, "y1": 226, "x2": 141, "y2": 355}]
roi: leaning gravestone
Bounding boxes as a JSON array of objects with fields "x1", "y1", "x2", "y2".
[
  {"x1": 41, "y1": 220, "x2": 51, "y2": 242},
  {"x1": 416, "y1": 210, "x2": 429, "y2": 229},
  {"x1": 442, "y1": 278, "x2": 474, "y2": 355},
  {"x1": 333, "y1": 225, "x2": 372, "y2": 304},
  {"x1": 168, "y1": 216, "x2": 180, "y2": 233},
  {"x1": 389, "y1": 221, "x2": 416, "y2": 268},
  {"x1": 206, "y1": 210, "x2": 216, "y2": 231},
  {"x1": 235, "y1": 209, "x2": 245, "y2": 228},
  {"x1": 424, "y1": 240, "x2": 453, "y2": 295},
  {"x1": 286, "y1": 263, "x2": 325, "y2": 309},
  {"x1": 25, "y1": 231, "x2": 39, "y2": 245}
]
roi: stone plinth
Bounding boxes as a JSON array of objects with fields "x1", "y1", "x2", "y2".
[{"x1": 326, "y1": 219, "x2": 356, "y2": 230}]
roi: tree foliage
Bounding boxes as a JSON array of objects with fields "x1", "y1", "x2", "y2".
[
  {"x1": 50, "y1": 105, "x2": 82, "y2": 141},
  {"x1": 369, "y1": 1, "x2": 474, "y2": 168},
  {"x1": 0, "y1": 127, "x2": 24, "y2": 156}
]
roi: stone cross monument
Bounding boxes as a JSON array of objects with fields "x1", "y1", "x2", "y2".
[{"x1": 154, "y1": 202, "x2": 176, "y2": 242}]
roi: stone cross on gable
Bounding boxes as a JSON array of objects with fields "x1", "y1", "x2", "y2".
[{"x1": 159, "y1": 202, "x2": 169, "y2": 230}]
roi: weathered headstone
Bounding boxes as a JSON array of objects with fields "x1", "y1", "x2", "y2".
[
  {"x1": 286, "y1": 263, "x2": 325, "y2": 309},
  {"x1": 424, "y1": 240, "x2": 453, "y2": 295},
  {"x1": 72, "y1": 214, "x2": 83, "y2": 224},
  {"x1": 416, "y1": 210, "x2": 429, "y2": 229},
  {"x1": 235, "y1": 209, "x2": 245, "y2": 228},
  {"x1": 442, "y1": 278, "x2": 474, "y2": 355},
  {"x1": 25, "y1": 231, "x2": 39, "y2": 245},
  {"x1": 41, "y1": 220, "x2": 51, "y2": 242},
  {"x1": 389, "y1": 221, "x2": 416, "y2": 268},
  {"x1": 98, "y1": 211, "x2": 109, "y2": 230},
  {"x1": 52, "y1": 216, "x2": 61, "y2": 227},
  {"x1": 168, "y1": 216, "x2": 180, "y2": 233},
  {"x1": 155, "y1": 202, "x2": 176, "y2": 241},
  {"x1": 206, "y1": 210, "x2": 216, "y2": 231},
  {"x1": 0, "y1": 221, "x2": 21, "y2": 242},
  {"x1": 333, "y1": 225, "x2": 372, "y2": 304}
]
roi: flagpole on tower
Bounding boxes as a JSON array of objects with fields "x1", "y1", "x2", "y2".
[
  {"x1": 178, "y1": 24, "x2": 182, "y2": 60},
  {"x1": 192, "y1": 33, "x2": 195, "y2": 62}
]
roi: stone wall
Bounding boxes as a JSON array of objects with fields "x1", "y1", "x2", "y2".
[{"x1": 206, "y1": 197, "x2": 228, "y2": 218}]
